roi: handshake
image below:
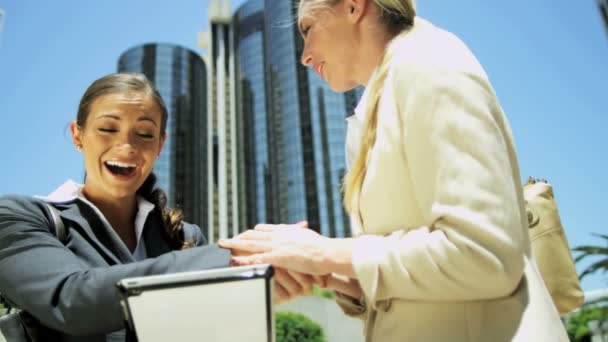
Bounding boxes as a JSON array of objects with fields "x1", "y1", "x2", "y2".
[{"x1": 219, "y1": 221, "x2": 361, "y2": 305}]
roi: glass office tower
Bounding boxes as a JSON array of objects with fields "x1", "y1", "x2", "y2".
[
  {"x1": 234, "y1": 0, "x2": 268, "y2": 227},
  {"x1": 206, "y1": 0, "x2": 241, "y2": 242},
  {"x1": 599, "y1": 0, "x2": 608, "y2": 38},
  {"x1": 235, "y1": 0, "x2": 357, "y2": 237},
  {"x1": 117, "y1": 43, "x2": 209, "y2": 235}
]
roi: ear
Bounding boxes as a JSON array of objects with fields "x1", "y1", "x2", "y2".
[
  {"x1": 69, "y1": 121, "x2": 82, "y2": 149},
  {"x1": 345, "y1": 0, "x2": 369, "y2": 23},
  {"x1": 158, "y1": 132, "x2": 167, "y2": 156}
]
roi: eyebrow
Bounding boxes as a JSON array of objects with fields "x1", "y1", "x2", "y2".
[
  {"x1": 138, "y1": 117, "x2": 158, "y2": 126},
  {"x1": 94, "y1": 114, "x2": 158, "y2": 126}
]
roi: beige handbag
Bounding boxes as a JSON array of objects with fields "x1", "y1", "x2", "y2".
[{"x1": 523, "y1": 177, "x2": 584, "y2": 315}]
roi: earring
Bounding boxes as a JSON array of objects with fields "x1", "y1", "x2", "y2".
[{"x1": 76, "y1": 144, "x2": 83, "y2": 151}]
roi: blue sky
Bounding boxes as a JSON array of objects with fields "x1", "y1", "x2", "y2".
[{"x1": 0, "y1": 0, "x2": 606, "y2": 292}]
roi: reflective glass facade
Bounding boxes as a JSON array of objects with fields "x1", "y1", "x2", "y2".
[
  {"x1": 208, "y1": 0, "x2": 241, "y2": 242},
  {"x1": 235, "y1": 0, "x2": 360, "y2": 237},
  {"x1": 235, "y1": 0, "x2": 268, "y2": 226},
  {"x1": 264, "y1": 0, "x2": 309, "y2": 227},
  {"x1": 600, "y1": 0, "x2": 608, "y2": 37},
  {"x1": 117, "y1": 44, "x2": 208, "y2": 234}
]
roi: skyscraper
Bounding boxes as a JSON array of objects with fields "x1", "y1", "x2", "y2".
[
  {"x1": 234, "y1": 0, "x2": 267, "y2": 228},
  {"x1": 117, "y1": 43, "x2": 209, "y2": 236},
  {"x1": 599, "y1": 0, "x2": 608, "y2": 38},
  {"x1": 234, "y1": 0, "x2": 358, "y2": 237},
  {"x1": 199, "y1": 0, "x2": 241, "y2": 243}
]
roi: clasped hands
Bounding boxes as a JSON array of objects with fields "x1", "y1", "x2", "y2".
[{"x1": 219, "y1": 222, "x2": 332, "y2": 304}]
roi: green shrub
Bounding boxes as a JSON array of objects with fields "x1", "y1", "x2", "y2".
[
  {"x1": 275, "y1": 311, "x2": 325, "y2": 342},
  {"x1": 312, "y1": 285, "x2": 335, "y2": 300},
  {"x1": 566, "y1": 306, "x2": 608, "y2": 341}
]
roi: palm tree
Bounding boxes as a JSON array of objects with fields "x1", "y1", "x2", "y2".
[
  {"x1": 574, "y1": 233, "x2": 608, "y2": 304},
  {"x1": 575, "y1": 234, "x2": 608, "y2": 279}
]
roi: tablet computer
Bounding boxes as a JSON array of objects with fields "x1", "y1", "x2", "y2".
[{"x1": 116, "y1": 264, "x2": 274, "y2": 342}]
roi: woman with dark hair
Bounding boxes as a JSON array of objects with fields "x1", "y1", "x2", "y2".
[{"x1": 0, "y1": 73, "x2": 310, "y2": 341}]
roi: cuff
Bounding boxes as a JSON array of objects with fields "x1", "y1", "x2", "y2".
[
  {"x1": 352, "y1": 234, "x2": 390, "y2": 309},
  {"x1": 334, "y1": 291, "x2": 367, "y2": 319}
]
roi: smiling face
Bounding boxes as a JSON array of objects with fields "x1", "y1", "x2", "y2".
[
  {"x1": 70, "y1": 92, "x2": 167, "y2": 202},
  {"x1": 299, "y1": 1, "x2": 360, "y2": 92}
]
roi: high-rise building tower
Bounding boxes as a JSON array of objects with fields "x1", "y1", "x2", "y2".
[
  {"x1": 599, "y1": 0, "x2": 608, "y2": 38},
  {"x1": 234, "y1": 0, "x2": 267, "y2": 228},
  {"x1": 234, "y1": 0, "x2": 359, "y2": 237},
  {"x1": 117, "y1": 43, "x2": 209, "y2": 236},
  {"x1": 199, "y1": 0, "x2": 240, "y2": 243}
]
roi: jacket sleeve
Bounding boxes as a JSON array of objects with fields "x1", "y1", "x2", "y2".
[
  {"x1": 0, "y1": 195, "x2": 230, "y2": 336},
  {"x1": 334, "y1": 291, "x2": 367, "y2": 320},
  {"x1": 182, "y1": 221, "x2": 207, "y2": 246},
  {"x1": 352, "y1": 68, "x2": 527, "y2": 306}
]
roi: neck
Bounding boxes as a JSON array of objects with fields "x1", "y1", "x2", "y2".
[
  {"x1": 355, "y1": 16, "x2": 400, "y2": 86},
  {"x1": 82, "y1": 188, "x2": 137, "y2": 230}
]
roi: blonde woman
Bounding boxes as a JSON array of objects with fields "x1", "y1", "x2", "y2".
[{"x1": 220, "y1": 0, "x2": 568, "y2": 340}]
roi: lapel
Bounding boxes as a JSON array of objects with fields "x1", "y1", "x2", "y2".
[
  {"x1": 345, "y1": 116, "x2": 363, "y2": 169},
  {"x1": 142, "y1": 211, "x2": 174, "y2": 258},
  {"x1": 58, "y1": 202, "x2": 123, "y2": 265}
]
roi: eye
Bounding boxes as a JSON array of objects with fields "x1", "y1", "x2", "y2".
[
  {"x1": 98, "y1": 128, "x2": 117, "y2": 133},
  {"x1": 302, "y1": 25, "x2": 311, "y2": 37},
  {"x1": 136, "y1": 132, "x2": 155, "y2": 139}
]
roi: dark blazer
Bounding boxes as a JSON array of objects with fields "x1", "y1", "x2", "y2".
[{"x1": 0, "y1": 194, "x2": 231, "y2": 342}]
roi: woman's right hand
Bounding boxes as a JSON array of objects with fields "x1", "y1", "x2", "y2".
[{"x1": 273, "y1": 268, "x2": 315, "y2": 304}]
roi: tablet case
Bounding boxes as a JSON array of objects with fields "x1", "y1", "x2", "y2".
[{"x1": 116, "y1": 265, "x2": 274, "y2": 342}]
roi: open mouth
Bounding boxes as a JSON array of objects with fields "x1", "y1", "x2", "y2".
[{"x1": 104, "y1": 160, "x2": 137, "y2": 177}]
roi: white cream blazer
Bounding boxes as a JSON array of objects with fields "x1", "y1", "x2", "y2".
[{"x1": 342, "y1": 18, "x2": 568, "y2": 341}]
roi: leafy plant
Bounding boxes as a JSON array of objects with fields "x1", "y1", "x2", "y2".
[
  {"x1": 566, "y1": 306, "x2": 608, "y2": 341},
  {"x1": 275, "y1": 311, "x2": 326, "y2": 342},
  {"x1": 574, "y1": 233, "x2": 608, "y2": 283},
  {"x1": 574, "y1": 233, "x2": 608, "y2": 310},
  {"x1": 312, "y1": 285, "x2": 335, "y2": 300}
]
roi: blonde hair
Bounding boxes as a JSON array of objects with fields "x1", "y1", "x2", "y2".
[
  {"x1": 298, "y1": 0, "x2": 416, "y2": 31},
  {"x1": 297, "y1": 0, "x2": 417, "y2": 217},
  {"x1": 298, "y1": 0, "x2": 416, "y2": 219}
]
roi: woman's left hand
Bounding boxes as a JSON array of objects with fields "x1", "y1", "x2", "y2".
[{"x1": 219, "y1": 224, "x2": 331, "y2": 275}]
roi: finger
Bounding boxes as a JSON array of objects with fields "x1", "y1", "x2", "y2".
[
  {"x1": 286, "y1": 269, "x2": 314, "y2": 296},
  {"x1": 273, "y1": 280, "x2": 289, "y2": 305},
  {"x1": 233, "y1": 229, "x2": 272, "y2": 241},
  {"x1": 230, "y1": 247, "x2": 256, "y2": 257},
  {"x1": 274, "y1": 268, "x2": 302, "y2": 299},
  {"x1": 295, "y1": 220, "x2": 308, "y2": 228},
  {"x1": 312, "y1": 275, "x2": 326, "y2": 288},
  {"x1": 231, "y1": 255, "x2": 262, "y2": 266},
  {"x1": 246, "y1": 252, "x2": 310, "y2": 275},
  {"x1": 254, "y1": 224, "x2": 279, "y2": 232},
  {"x1": 218, "y1": 239, "x2": 273, "y2": 254},
  {"x1": 326, "y1": 275, "x2": 361, "y2": 298},
  {"x1": 238, "y1": 252, "x2": 285, "y2": 269}
]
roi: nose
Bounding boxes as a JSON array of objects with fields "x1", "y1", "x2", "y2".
[
  {"x1": 300, "y1": 43, "x2": 313, "y2": 67},
  {"x1": 116, "y1": 131, "x2": 137, "y2": 154}
]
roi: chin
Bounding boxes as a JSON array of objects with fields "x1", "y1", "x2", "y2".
[{"x1": 328, "y1": 81, "x2": 359, "y2": 93}]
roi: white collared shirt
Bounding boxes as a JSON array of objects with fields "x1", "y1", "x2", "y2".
[{"x1": 40, "y1": 180, "x2": 155, "y2": 261}]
